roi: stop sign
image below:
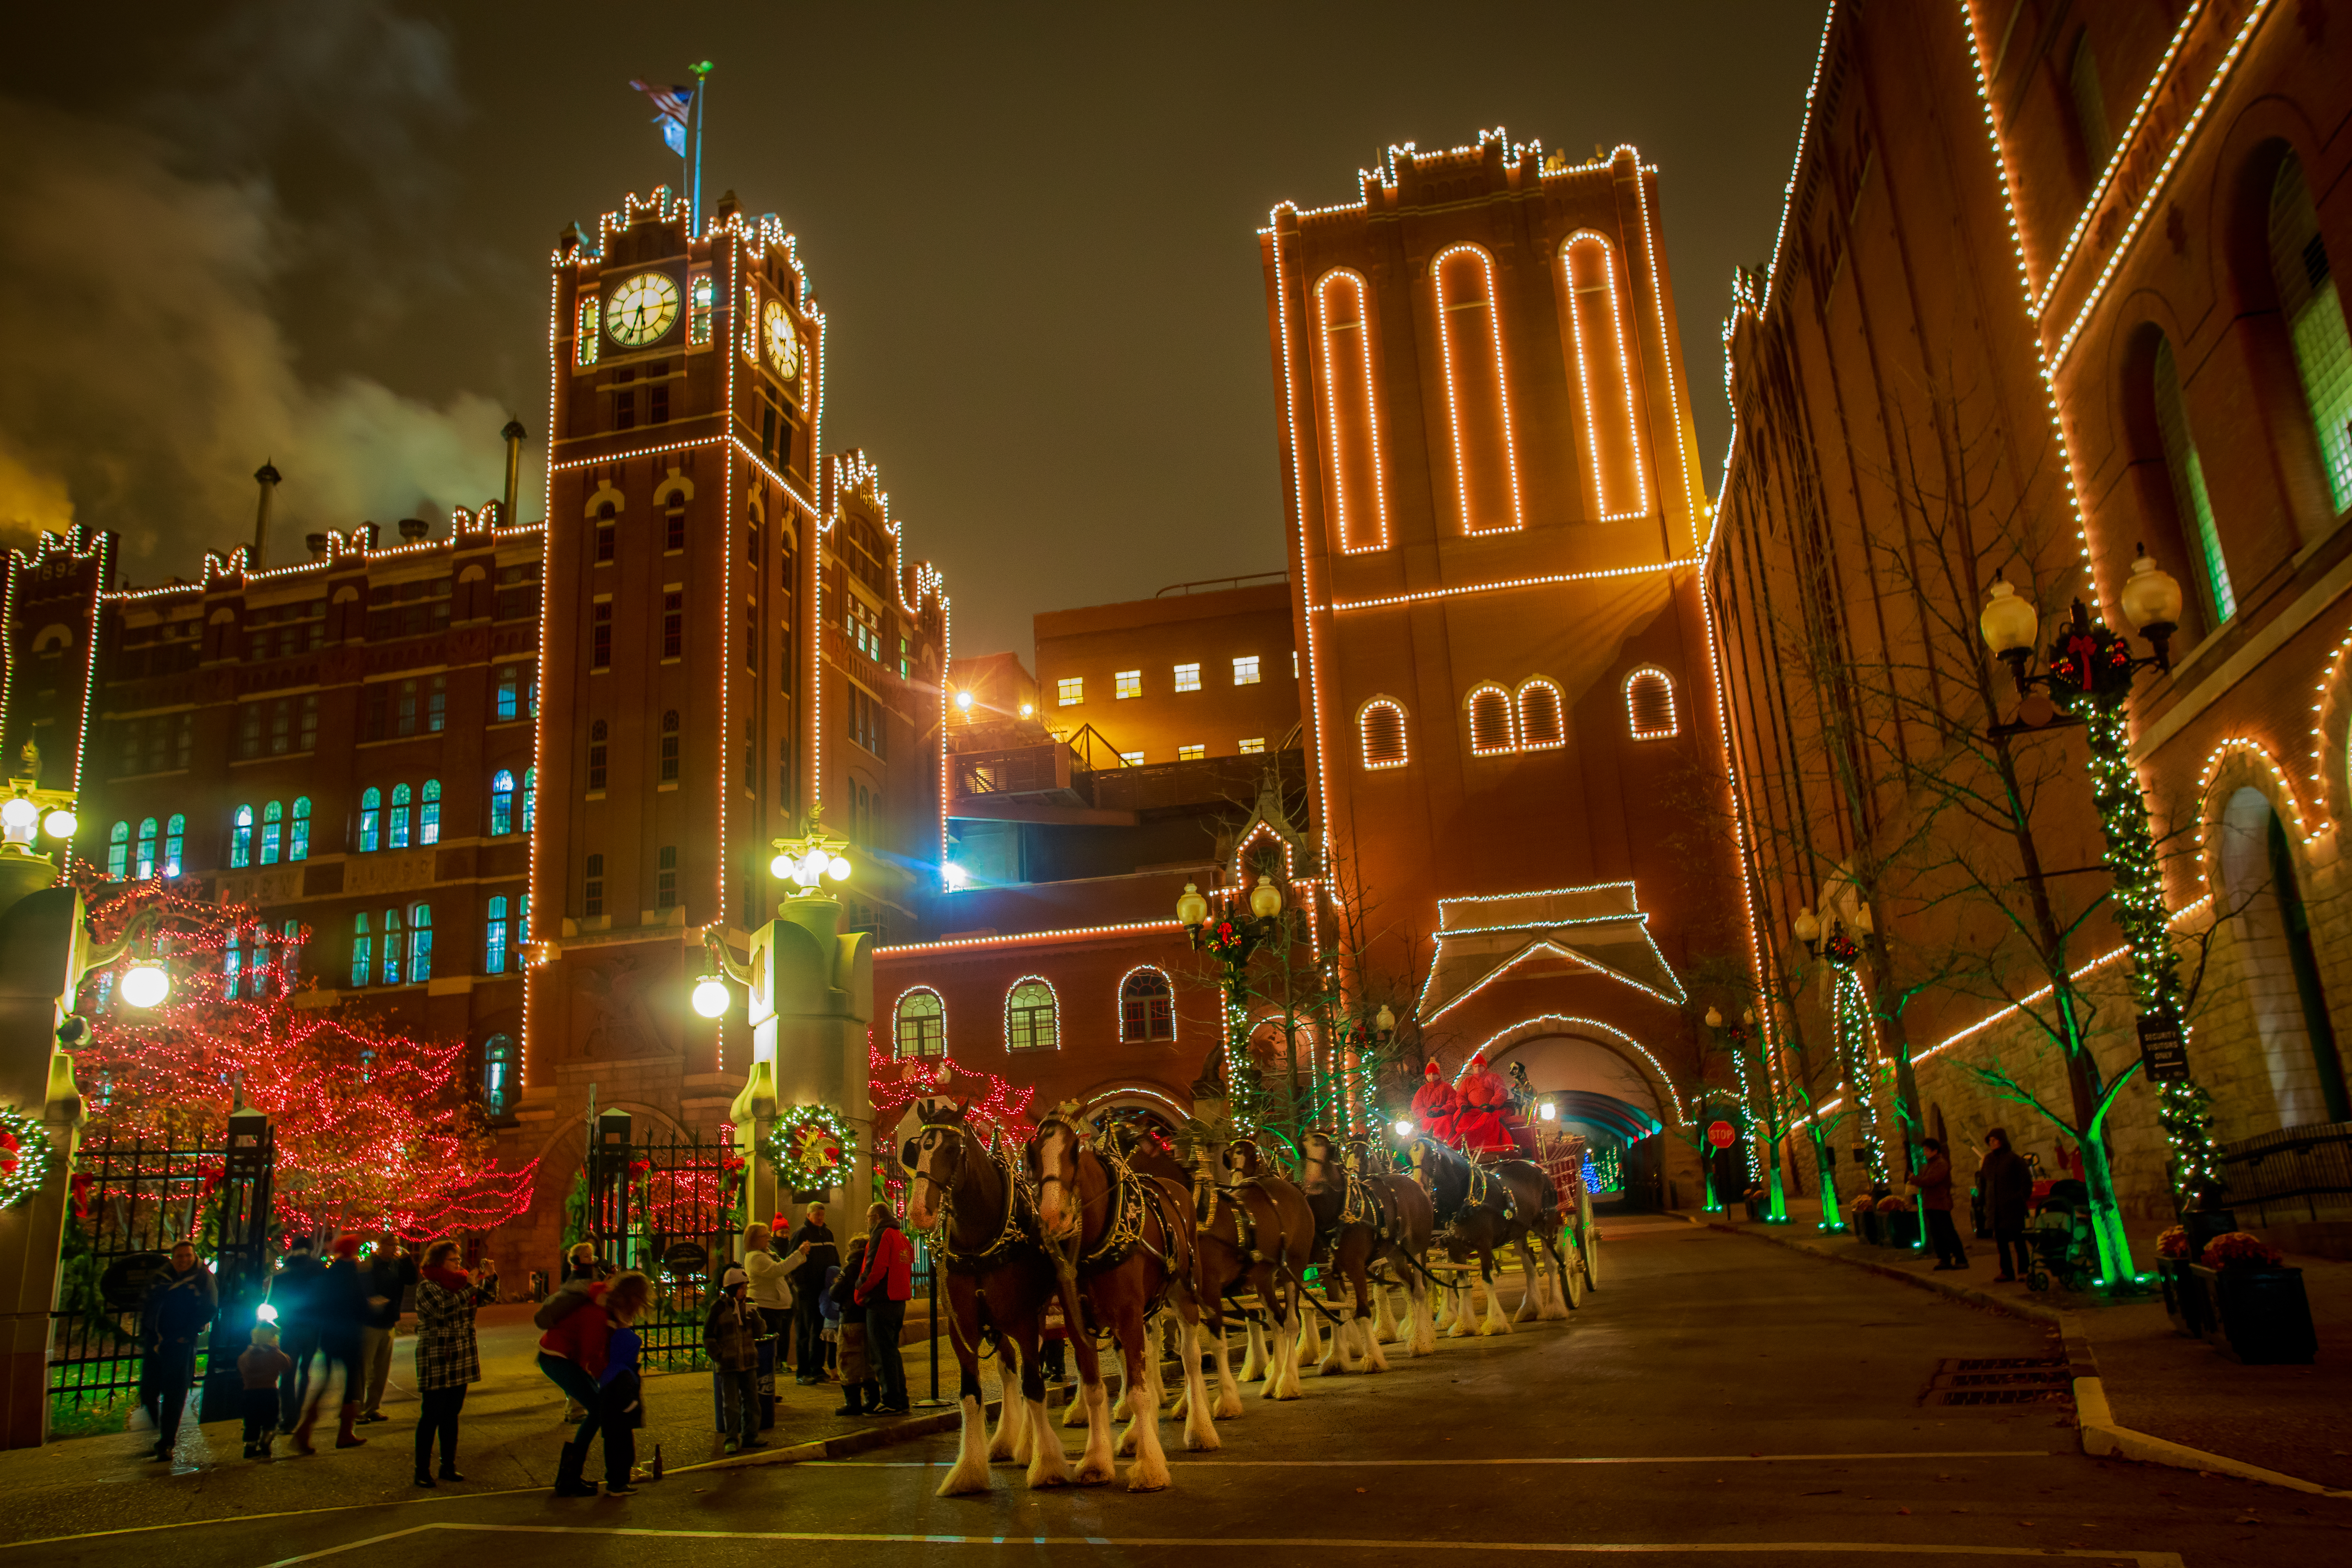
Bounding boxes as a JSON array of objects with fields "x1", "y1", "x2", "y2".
[{"x1": 1706, "y1": 1120, "x2": 1736, "y2": 1149}]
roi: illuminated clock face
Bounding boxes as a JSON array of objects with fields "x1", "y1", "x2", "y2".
[
  {"x1": 764, "y1": 300, "x2": 800, "y2": 380},
  {"x1": 606, "y1": 271, "x2": 679, "y2": 347}
]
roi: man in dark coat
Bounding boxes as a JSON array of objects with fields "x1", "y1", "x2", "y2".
[
  {"x1": 1914, "y1": 1139, "x2": 1969, "y2": 1270},
  {"x1": 1976, "y1": 1127, "x2": 2034, "y2": 1282},
  {"x1": 140, "y1": 1241, "x2": 217, "y2": 1460},
  {"x1": 270, "y1": 1234, "x2": 330, "y2": 1432},
  {"x1": 787, "y1": 1203, "x2": 837, "y2": 1384}
]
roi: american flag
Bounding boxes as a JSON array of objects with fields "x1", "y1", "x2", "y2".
[{"x1": 628, "y1": 80, "x2": 695, "y2": 156}]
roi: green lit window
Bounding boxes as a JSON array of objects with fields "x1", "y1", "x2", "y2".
[
  {"x1": 2270, "y1": 155, "x2": 2352, "y2": 514},
  {"x1": 576, "y1": 296, "x2": 600, "y2": 367},
  {"x1": 2153, "y1": 336, "x2": 2235, "y2": 624}
]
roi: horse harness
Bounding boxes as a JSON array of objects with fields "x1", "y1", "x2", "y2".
[
  {"x1": 918, "y1": 1131, "x2": 1039, "y2": 1278},
  {"x1": 1432, "y1": 1147, "x2": 1519, "y2": 1239}
]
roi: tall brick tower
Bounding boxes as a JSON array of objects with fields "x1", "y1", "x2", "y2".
[{"x1": 1260, "y1": 135, "x2": 1735, "y2": 1186}]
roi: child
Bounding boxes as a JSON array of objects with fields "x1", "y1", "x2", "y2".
[
  {"x1": 238, "y1": 1323, "x2": 293, "y2": 1460},
  {"x1": 596, "y1": 1290, "x2": 646, "y2": 1497},
  {"x1": 828, "y1": 1236, "x2": 875, "y2": 1417},
  {"x1": 704, "y1": 1265, "x2": 765, "y2": 1454}
]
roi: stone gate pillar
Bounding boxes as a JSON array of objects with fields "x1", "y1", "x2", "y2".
[{"x1": 730, "y1": 892, "x2": 873, "y2": 1234}]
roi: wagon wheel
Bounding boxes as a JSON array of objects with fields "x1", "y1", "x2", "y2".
[
  {"x1": 1580, "y1": 1210, "x2": 1601, "y2": 1292},
  {"x1": 1560, "y1": 1234, "x2": 1587, "y2": 1309},
  {"x1": 2027, "y1": 1265, "x2": 2050, "y2": 1292}
]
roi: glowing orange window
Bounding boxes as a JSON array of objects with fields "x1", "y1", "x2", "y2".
[
  {"x1": 1432, "y1": 246, "x2": 1526, "y2": 535},
  {"x1": 1313, "y1": 269, "x2": 1389, "y2": 553},
  {"x1": 1563, "y1": 234, "x2": 1645, "y2": 520}
]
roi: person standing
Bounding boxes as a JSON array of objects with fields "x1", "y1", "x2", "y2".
[
  {"x1": 1914, "y1": 1138, "x2": 1968, "y2": 1271},
  {"x1": 855, "y1": 1203, "x2": 913, "y2": 1416},
  {"x1": 292, "y1": 1235, "x2": 372, "y2": 1453},
  {"x1": 829, "y1": 1236, "x2": 873, "y2": 1416},
  {"x1": 592, "y1": 1272, "x2": 651, "y2": 1497},
  {"x1": 238, "y1": 1323, "x2": 292, "y2": 1461},
  {"x1": 704, "y1": 1265, "x2": 766, "y2": 1453},
  {"x1": 535, "y1": 1271, "x2": 611, "y2": 1496},
  {"x1": 139, "y1": 1241, "x2": 216, "y2": 1461},
  {"x1": 739, "y1": 1221, "x2": 803, "y2": 1409},
  {"x1": 357, "y1": 1236, "x2": 416, "y2": 1423},
  {"x1": 1977, "y1": 1127, "x2": 2034, "y2": 1283},
  {"x1": 787, "y1": 1204, "x2": 837, "y2": 1384},
  {"x1": 269, "y1": 1234, "x2": 327, "y2": 1434},
  {"x1": 412, "y1": 1240, "x2": 489, "y2": 1487}
]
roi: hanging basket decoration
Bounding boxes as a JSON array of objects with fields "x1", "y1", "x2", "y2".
[
  {"x1": 762, "y1": 1103, "x2": 854, "y2": 1191},
  {"x1": 2043, "y1": 612, "x2": 2133, "y2": 706},
  {"x1": 1820, "y1": 927, "x2": 1861, "y2": 968},
  {"x1": 1202, "y1": 918, "x2": 1250, "y2": 963},
  {"x1": 0, "y1": 1105, "x2": 53, "y2": 1212}
]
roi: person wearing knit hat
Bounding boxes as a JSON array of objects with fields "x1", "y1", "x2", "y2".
[
  {"x1": 705, "y1": 1262, "x2": 766, "y2": 1454},
  {"x1": 1409, "y1": 1060, "x2": 1460, "y2": 1145}
]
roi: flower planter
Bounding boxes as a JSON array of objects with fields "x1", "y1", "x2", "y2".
[
  {"x1": 2157, "y1": 1258, "x2": 2212, "y2": 1339},
  {"x1": 2192, "y1": 1264, "x2": 2318, "y2": 1365},
  {"x1": 1882, "y1": 1211, "x2": 1921, "y2": 1248},
  {"x1": 1853, "y1": 1208, "x2": 1882, "y2": 1246}
]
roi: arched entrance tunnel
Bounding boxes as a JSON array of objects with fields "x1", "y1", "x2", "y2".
[{"x1": 1472, "y1": 1029, "x2": 1679, "y2": 1213}]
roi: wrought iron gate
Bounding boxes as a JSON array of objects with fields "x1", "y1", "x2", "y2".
[{"x1": 585, "y1": 1110, "x2": 743, "y2": 1370}]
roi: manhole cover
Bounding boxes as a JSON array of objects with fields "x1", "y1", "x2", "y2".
[
  {"x1": 1928, "y1": 1388, "x2": 2073, "y2": 1407},
  {"x1": 1949, "y1": 1356, "x2": 2066, "y2": 1372},
  {"x1": 1921, "y1": 1356, "x2": 2071, "y2": 1408},
  {"x1": 1946, "y1": 1370, "x2": 2069, "y2": 1389}
]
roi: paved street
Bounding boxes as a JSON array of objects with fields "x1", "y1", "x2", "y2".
[{"x1": 7, "y1": 1217, "x2": 2348, "y2": 1567}]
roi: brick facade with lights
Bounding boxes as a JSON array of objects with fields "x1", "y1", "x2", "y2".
[{"x1": 1711, "y1": 0, "x2": 2352, "y2": 1240}]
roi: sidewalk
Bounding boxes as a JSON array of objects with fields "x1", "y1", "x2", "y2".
[
  {"x1": 0, "y1": 1303, "x2": 992, "y2": 1550},
  {"x1": 1704, "y1": 1212, "x2": 2352, "y2": 1494}
]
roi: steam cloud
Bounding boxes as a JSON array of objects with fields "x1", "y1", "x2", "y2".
[{"x1": 0, "y1": 2, "x2": 538, "y2": 576}]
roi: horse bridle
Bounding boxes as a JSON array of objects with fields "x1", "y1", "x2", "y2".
[{"x1": 915, "y1": 1123, "x2": 1032, "y2": 1274}]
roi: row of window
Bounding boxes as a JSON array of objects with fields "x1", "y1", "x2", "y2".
[
  {"x1": 1060, "y1": 656, "x2": 1263, "y2": 707},
  {"x1": 578, "y1": 850, "x2": 681, "y2": 916},
  {"x1": 891, "y1": 969, "x2": 1176, "y2": 1058},
  {"x1": 104, "y1": 771, "x2": 537, "y2": 880},
  {"x1": 1354, "y1": 667, "x2": 1677, "y2": 769},
  {"x1": 116, "y1": 666, "x2": 536, "y2": 780},
  {"x1": 347, "y1": 895, "x2": 534, "y2": 988}
]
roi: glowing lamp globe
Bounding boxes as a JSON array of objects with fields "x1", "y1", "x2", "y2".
[
  {"x1": 797, "y1": 851, "x2": 828, "y2": 887},
  {"x1": 690, "y1": 975, "x2": 732, "y2": 1019},
  {"x1": 1248, "y1": 876, "x2": 1284, "y2": 920},
  {"x1": 42, "y1": 808, "x2": 76, "y2": 840},
  {"x1": 1538, "y1": 1102, "x2": 1558, "y2": 1122},
  {"x1": 2119, "y1": 548, "x2": 2183, "y2": 637},
  {"x1": 942, "y1": 862, "x2": 970, "y2": 891},
  {"x1": 1175, "y1": 881, "x2": 1209, "y2": 927},
  {"x1": 769, "y1": 851, "x2": 796, "y2": 879},
  {"x1": 1392, "y1": 1119, "x2": 1414, "y2": 1138},
  {"x1": 0, "y1": 797, "x2": 36, "y2": 841},
  {"x1": 826, "y1": 855, "x2": 852, "y2": 882},
  {"x1": 1792, "y1": 907, "x2": 1821, "y2": 946},
  {"x1": 1978, "y1": 574, "x2": 2038, "y2": 657},
  {"x1": 1019, "y1": 703, "x2": 1034, "y2": 717},
  {"x1": 1703, "y1": 1006, "x2": 1724, "y2": 1029},
  {"x1": 955, "y1": 690, "x2": 973, "y2": 711},
  {"x1": 1374, "y1": 1002, "x2": 1396, "y2": 1034},
  {"x1": 255, "y1": 1302, "x2": 279, "y2": 1325},
  {"x1": 1852, "y1": 902, "x2": 1874, "y2": 935},
  {"x1": 121, "y1": 961, "x2": 171, "y2": 1009}
]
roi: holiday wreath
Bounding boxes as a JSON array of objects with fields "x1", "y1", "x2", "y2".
[
  {"x1": 0, "y1": 1105, "x2": 52, "y2": 1212},
  {"x1": 762, "y1": 1103, "x2": 855, "y2": 1191}
]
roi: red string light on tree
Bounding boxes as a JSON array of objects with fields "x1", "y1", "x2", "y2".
[{"x1": 866, "y1": 1042, "x2": 1038, "y2": 1147}]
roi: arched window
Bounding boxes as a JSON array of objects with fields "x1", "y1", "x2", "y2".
[
  {"x1": 2068, "y1": 33, "x2": 2112, "y2": 172},
  {"x1": 661, "y1": 709, "x2": 681, "y2": 782},
  {"x1": 1359, "y1": 699, "x2": 1408, "y2": 769},
  {"x1": 288, "y1": 798, "x2": 309, "y2": 863},
  {"x1": 2269, "y1": 154, "x2": 2352, "y2": 512},
  {"x1": 1431, "y1": 244, "x2": 1526, "y2": 535},
  {"x1": 408, "y1": 904, "x2": 433, "y2": 984},
  {"x1": 483, "y1": 1034, "x2": 515, "y2": 1116},
  {"x1": 106, "y1": 820, "x2": 129, "y2": 880},
  {"x1": 223, "y1": 929, "x2": 244, "y2": 1001},
  {"x1": 490, "y1": 768, "x2": 517, "y2": 836},
  {"x1": 389, "y1": 783, "x2": 412, "y2": 849},
  {"x1": 521, "y1": 766, "x2": 538, "y2": 833},
  {"x1": 1312, "y1": 268, "x2": 1391, "y2": 552},
  {"x1": 420, "y1": 779, "x2": 442, "y2": 845},
  {"x1": 2151, "y1": 334, "x2": 2236, "y2": 623},
  {"x1": 1561, "y1": 234, "x2": 1646, "y2": 518},
  {"x1": 381, "y1": 906, "x2": 405, "y2": 986},
  {"x1": 1517, "y1": 679, "x2": 1566, "y2": 751},
  {"x1": 895, "y1": 988, "x2": 946, "y2": 1058},
  {"x1": 1625, "y1": 668, "x2": 1678, "y2": 739},
  {"x1": 224, "y1": 808, "x2": 247, "y2": 870},
  {"x1": 351, "y1": 913, "x2": 372, "y2": 988},
  {"x1": 2218, "y1": 786, "x2": 2350, "y2": 1121},
  {"x1": 1119, "y1": 967, "x2": 1175, "y2": 1042},
  {"x1": 1005, "y1": 977, "x2": 1058, "y2": 1051},
  {"x1": 1466, "y1": 684, "x2": 1517, "y2": 756},
  {"x1": 161, "y1": 814, "x2": 184, "y2": 878},
  {"x1": 260, "y1": 800, "x2": 283, "y2": 865},
  {"x1": 359, "y1": 787, "x2": 382, "y2": 853},
  {"x1": 486, "y1": 895, "x2": 510, "y2": 974}
]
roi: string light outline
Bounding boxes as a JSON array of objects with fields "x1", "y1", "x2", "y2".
[
  {"x1": 1356, "y1": 697, "x2": 1409, "y2": 769},
  {"x1": 1624, "y1": 665, "x2": 1680, "y2": 739},
  {"x1": 1515, "y1": 677, "x2": 1567, "y2": 751},
  {"x1": 1267, "y1": 205, "x2": 1342, "y2": 858},
  {"x1": 1466, "y1": 682, "x2": 1519, "y2": 756},
  {"x1": 1429, "y1": 243, "x2": 1530, "y2": 537},
  {"x1": 1330, "y1": 557, "x2": 1693, "y2": 614},
  {"x1": 1311, "y1": 268, "x2": 1394, "y2": 554},
  {"x1": 1452, "y1": 1012, "x2": 1689, "y2": 1126},
  {"x1": 1616, "y1": 146, "x2": 1703, "y2": 537},
  {"x1": 1113, "y1": 962, "x2": 1178, "y2": 1043},
  {"x1": 890, "y1": 984, "x2": 945, "y2": 1060},
  {"x1": 1560, "y1": 231, "x2": 1648, "y2": 521},
  {"x1": 876, "y1": 918, "x2": 1186, "y2": 958},
  {"x1": 1001, "y1": 972, "x2": 1061, "y2": 1053}
]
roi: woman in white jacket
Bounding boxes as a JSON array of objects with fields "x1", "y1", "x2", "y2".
[{"x1": 739, "y1": 1223, "x2": 807, "y2": 1425}]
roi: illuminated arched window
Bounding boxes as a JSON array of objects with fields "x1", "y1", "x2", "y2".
[
  {"x1": 164, "y1": 814, "x2": 185, "y2": 877},
  {"x1": 288, "y1": 798, "x2": 309, "y2": 863},
  {"x1": 1119, "y1": 967, "x2": 1175, "y2": 1042},
  {"x1": 351, "y1": 912, "x2": 372, "y2": 988},
  {"x1": 260, "y1": 800, "x2": 283, "y2": 865},
  {"x1": 381, "y1": 906, "x2": 405, "y2": 986},
  {"x1": 521, "y1": 766, "x2": 537, "y2": 833},
  {"x1": 483, "y1": 1034, "x2": 515, "y2": 1116},
  {"x1": 1625, "y1": 667, "x2": 1678, "y2": 740},
  {"x1": 1466, "y1": 684, "x2": 1516, "y2": 756},
  {"x1": 486, "y1": 894, "x2": 510, "y2": 974},
  {"x1": 359, "y1": 787, "x2": 382, "y2": 853},
  {"x1": 1561, "y1": 233, "x2": 1646, "y2": 519},
  {"x1": 1006, "y1": 977, "x2": 1058, "y2": 1051},
  {"x1": 895, "y1": 987, "x2": 946, "y2": 1058},
  {"x1": 420, "y1": 779, "x2": 442, "y2": 846},
  {"x1": 106, "y1": 820, "x2": 129, "y2": 880},
  {"x1": 2269, "y1": 154, "x2": 2352, "y2": 511},
  {"x1": 407, "y1": 903, "x2": 432, "y2": 984},
  {"x1": 1431, "y1": 244, "x2": 1526, "y2": 535},
  {"x1": 389, "y1": 783, "x2": 412, "y2": 849},
  {"x1": 1517, "y1": 679, "x2": 1566, "y2": 750},
  {"x1": 1312, "y1": 268, "x2": 1390, "y2": 552},
  {"x1": 1358, "y1": 699, "x2": 1408, "y2": 770},
  {"x1": 2151, "y1": 334, "x2": 2235, "y2": 623},
  {"x1": 490, "y1": 768, "x2": 516, "y2": 836},
  {"x1": 224, "y1": 808, "x2": 247, "y2": 870}
]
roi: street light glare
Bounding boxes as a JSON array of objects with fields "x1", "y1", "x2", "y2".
[
  {"x1": 42, "y1": 808, "x2": 77, "y2": 840},
  {"x1": 826, "y1": 855, "x2": 853, "y2": 882},
  {"x1": 690, "y1": 976, "x2": 732, "y2": 1018},
  {"x1": 121, "y1": 962, "x2": 171, "y2": 1009},
  {"x1": 1392, "y1": 1119, "x2": 1414, "y2": 1138},
  {"x1": 0, "y1": 797, "x2": 36, "y2": 833},
  {"x1": 942, "y1": 863, "x2": 970, "y2": 890},
  {"x1": 768, "y1": 852, "x2": 795, "y2": 879}
]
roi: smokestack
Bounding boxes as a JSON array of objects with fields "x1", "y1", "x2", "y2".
[
  {"x1": 500, "y1": 419, "x2": 527, "y2": 527},
  {"x1": 306, "y1": 533, "x2": 330, "y2": 560},
  {"x1": 252, "y1": 460, "x2": 282, "y2": 569}
]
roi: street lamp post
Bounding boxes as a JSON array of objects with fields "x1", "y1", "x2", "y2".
[
  {"x1": 1177, "y1": 876, "x2": 1289, "y2": 1133},
  {"x1": 1977, "y1": 549, "x2": 2207, "y2": 1288}
]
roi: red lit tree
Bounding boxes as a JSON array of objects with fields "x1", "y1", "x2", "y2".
[{"x1": 71, "y1": 878, "x2": 535, "y2": 1241}]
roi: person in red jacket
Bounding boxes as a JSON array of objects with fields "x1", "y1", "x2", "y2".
[
  {"x1": 1450, "y1": 1054, "x2": 1517, "y2": 1156},
  {"x1": 854, "y1": 1203, "x2": 914, "y2": 1415},
  {"x1": 1409, "y1": 1062, "x2": 1459, "y2": 1144},
  {"x1": 534, "y1": 1271, "x2": 649, "y2": 1496}
]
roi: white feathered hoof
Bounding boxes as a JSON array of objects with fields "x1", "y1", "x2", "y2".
[
  {"x1": 1074, "y1": 1381, "x2": 1117, "y2": 1487},
  {"x1": 938, "y1": 1395, "x2": 995, "y2": 1497},
  {"x1": 1023, "y1": 1398, "x2": 1073, "y2": 1490},
  {"x1": 988, "y1": 1388, "x2": 1023, "y2": 1461}
]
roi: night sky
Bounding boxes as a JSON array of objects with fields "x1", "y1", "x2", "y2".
[{"x1": 0, "y1": 2, "x2": 1826, "y2": 658}]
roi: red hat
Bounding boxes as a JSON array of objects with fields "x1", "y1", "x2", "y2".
[{"x1": 1423, "y1": 1062, "x2": 1441, "y2": 1078}]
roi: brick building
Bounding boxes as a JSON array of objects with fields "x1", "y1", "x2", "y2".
[{"x1": 1708, "y1": 0, "x2": 2352, "y2": 1247}]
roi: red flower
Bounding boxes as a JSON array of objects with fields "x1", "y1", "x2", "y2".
[{"x1": 2201, "y1": 1231, "x2": 2282, "y2": 1271}]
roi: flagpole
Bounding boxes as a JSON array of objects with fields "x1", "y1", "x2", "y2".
[{"x1": 689, "y1": 61, "x2": 713, "y2": 238}]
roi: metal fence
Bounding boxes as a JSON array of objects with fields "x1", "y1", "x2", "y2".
[
  {"x1": 2218, "y1": 1119, "x2": 2352, "y2": 1222},
  {"x1": 583, "y1": 1116, "x2": 742, "y2": 1371}
]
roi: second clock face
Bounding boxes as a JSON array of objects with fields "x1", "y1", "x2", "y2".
[
  {"x1": 607, "y1": 271, "x2": 680, "y2": 347},
  {"x1": 764, "y1": 300, "x2": 800, "y2": 380}
]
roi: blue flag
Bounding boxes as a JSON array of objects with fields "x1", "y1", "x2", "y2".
[{"x1": 629, "y1": 80, "x2": 695, "y2": 157}]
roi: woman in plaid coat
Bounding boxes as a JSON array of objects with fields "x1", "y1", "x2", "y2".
[{"x1": 412, "y1": 1240, "x2": 490, "y2": 1488}]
